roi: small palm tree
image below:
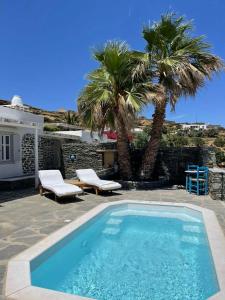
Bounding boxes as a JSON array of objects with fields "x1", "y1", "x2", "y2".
[
  {"x1": 78, "y1": 41, "x2": 153, "y2": 179},
  {"x1": 140, "y1": 13, "x2": 224, "y2": 179},
  {"x1": 64, "y1": 110, "x2": 79, "y2": 125}
]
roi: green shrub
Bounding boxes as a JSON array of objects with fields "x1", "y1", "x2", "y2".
[
  {"x1": 143, "y1": 126, "x2": 152, "y2": 135},
  {"x1": 161, "y1": 134, "x2": 190, "y2": 147},
  {"x1": 204, "y1": 128, "x2": 219, "y2": 138},
  {"x1": 192, "y1": 137, "x2": 205, "y2": 147},
  {"x1": 187, "y1": 129, "x2": 204, "y2": 138},
  {"x1": 215, "y1": 150, "x2": 225, "y2": 165},
  {"x1": 159, "y1": 136, "x2": 168, "y2": 147},
  {"x1": 161, "y1": 125, "x2": 168, "y2": 134},
  {"x1": 44, "y1": 125, "x2": 59, "y2": 132},
  {"x1": 214, "y1": 137, "x2": 225, "y2": 147},
  {"x1": 133, "y1": 131, "x2": 149, "y2": 149}
]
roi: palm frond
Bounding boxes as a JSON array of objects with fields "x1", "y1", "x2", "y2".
[
  {"x1": 78, "y1": 41, "x2": 158, "y2": 135},
  {"x1": 142, "y1": 13, "x2": 224, "y2": 108}
]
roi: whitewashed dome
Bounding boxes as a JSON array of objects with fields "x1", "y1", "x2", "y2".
[{"x1": 11, "y1": 95, "x2": 23, "y2": 107}]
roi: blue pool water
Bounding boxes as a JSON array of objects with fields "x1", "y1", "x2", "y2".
[{"x1": 31, "y1": 204, "x2": 219, "y2": 300}]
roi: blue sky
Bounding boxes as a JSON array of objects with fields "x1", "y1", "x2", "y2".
[{"x1": 0, "y1": 0, "x2": 225, "y2": 125}]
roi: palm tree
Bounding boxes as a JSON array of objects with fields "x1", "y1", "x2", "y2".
[
  {"x1": 78, "y1": 41, "x2": 152, "y2": 179},
  {"x1": 64, "y1": 110, "x2": 79, "y2": 125},
  {"x1": 140, "y1": 13, "x2": 224, "y2": 179}
]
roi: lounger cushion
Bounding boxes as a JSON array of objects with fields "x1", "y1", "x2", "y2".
[
  {"x1": 39, "y1": 170, "x2": 82, "y2": 197},
  {"x1": 80, "y1": 179, "x2": 121, "y2": 190},
  {"x1": 39, "y1": 170, "x2": 64, "y2": 186},
  {"x1": 76, "y1": 169, "x2": 121, "y2": 191},
  {"x1": 76, "y1": 169, "x2": 99, "y2": 182},
  {"x1": 43, "y1": 183, "x2": 82, "y2": 197}
]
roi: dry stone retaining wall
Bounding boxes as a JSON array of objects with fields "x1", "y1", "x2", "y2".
[
  {"x1": 22, "y1": 134, "x2": 61, "y2": 175},
  {"x1": 61, "y1": 141, "x2": 103, "y2": 179},
  {"x1": 209, "y1": 169, "x2": 225, "y2": 200},
  {"x1": 131, "y1": 146, "x2": 216, "y2": 184},
  {"x1": 21, "y1": 134, "x2": 114, "y2": 179},
  {"x1": 22, "y1": 134, "x2": 35, "y2": 175},
  {"x1": 38, "y1": 137, "x2": 61, "y2": 171},
  {"x1": 156, "y1": 146, "x2": 216, "y2": 184}
]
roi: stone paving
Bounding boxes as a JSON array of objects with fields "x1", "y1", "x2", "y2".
[{"x1": 1, "y1": 187, "x2": 225, "y2": 299}]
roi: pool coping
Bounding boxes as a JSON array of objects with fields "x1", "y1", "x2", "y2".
[{"x1": 4, "y1": 200, "x2": 225, "y2": 300}]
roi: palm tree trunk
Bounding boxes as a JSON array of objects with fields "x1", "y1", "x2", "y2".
[
  {"x1": 116, "y1": 114, "x2": 132, "y2": 180},
  {"x1": 140, "y1": 101, "x2": 166, "y2": 180}
]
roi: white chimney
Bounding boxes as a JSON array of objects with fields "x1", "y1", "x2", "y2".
[{"x1": 11, "y1": 95, "x2": 23, "y2": 107}]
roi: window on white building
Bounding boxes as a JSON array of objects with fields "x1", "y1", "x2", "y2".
[{"x1": 1, "y1": 135, "x2": 11, "y2": 161}]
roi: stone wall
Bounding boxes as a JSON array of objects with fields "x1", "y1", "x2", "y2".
[
  {"x1": 21, "y1": 134, "x2": 115, "y2": 179},
  {"x1": 209, "y1": 168, "x2": 225, "y2": 200},
  {"x1": 22, "y1": 134, "x2": 35, "y2": 175},
  {"x1": 21, "y1": 133, "x2": 217, "y2": 188},
  {"x1": 61, "y1": 141, "x2": 103, "y2": 179},
  {"x1": 20, "y1": 134, "x2": 225, "y2": 201},
  {"x1": 22, "y1": 134, "x2": 62, "y2": 175},
  {"x1": 200, "y1": 147, "x2": 217, "y2": 168},
  {"x1": 155, "y1": 147, "x2": 216, "y2": 184},
  {"x1": 131, "y1": 146, "x2": 216, "y2": 184},
  {"x1": 38, "y1": 137, "x2": 61, "y2": 171}
]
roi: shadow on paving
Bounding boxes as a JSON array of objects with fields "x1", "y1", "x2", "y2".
[
  {"x1": 82, "y1": 189, "x2": 123, "y2": 197},
  {"x1": 44, "y1": 193, "x2": 85, "y2": 204},
  {"x1": 0, "y1": 188, "x2": 38, "y2": 204}
]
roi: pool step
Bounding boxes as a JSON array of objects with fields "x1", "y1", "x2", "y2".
[
  {"x1": 106, "y1": 218, "x2": 123, "y2": 226},
  {"x1": 181, "y1": 234, "x2": 205, "y2": 245},
  {"x1": 102, "y1": 226, "x2": 120, "y2": 236},
  {"x1": 183, "y1": 224, "x2": 202, "y2": 234}
]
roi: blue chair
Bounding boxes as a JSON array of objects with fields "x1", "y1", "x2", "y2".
[
  {"x1": 189, "y1": 166, "x2": 209, "y2": 195},
  {"x1": 185, "y1": 165, "x2": 199, "y2": 191}
]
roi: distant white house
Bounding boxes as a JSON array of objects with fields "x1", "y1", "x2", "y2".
[
  {"x1": 181, "y1": 123, "x2": 208, "y2": 131},
  {"x1": 132, "y1": 128, "x2": 143, "y2": 133},
  {"x1": 55, "y1": 130, "x2": 115, "y2": 143},
  {"x1": 0, "y1": 96, "x2": 44, "y2": 183}
]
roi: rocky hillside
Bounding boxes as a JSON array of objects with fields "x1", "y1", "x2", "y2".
[{"x1": 0, "y1": 99, "x2": 68, "y2": 123}]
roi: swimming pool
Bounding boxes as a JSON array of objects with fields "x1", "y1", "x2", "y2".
[{"x1": 5, "y1": 201, "x2": 225, "y2": 300}]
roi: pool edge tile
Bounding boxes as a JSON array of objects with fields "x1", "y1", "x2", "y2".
[
  {"x1": 5, "y1": 260, "x2": 30, "y2": 297},
  {"x1": 7, "y1": 286, "x2": 94, "y2": 300}
]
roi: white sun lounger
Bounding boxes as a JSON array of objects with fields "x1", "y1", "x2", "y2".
[
  {"x1": 76, "y1": 169, "x2": 121, "y2": 195},
  {"x1": 38, "y1": 170, "x2": 83, "y2": 199}
]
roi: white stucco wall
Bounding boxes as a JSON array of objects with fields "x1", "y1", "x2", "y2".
[
  {"x1": 0, "y1": 126, "x2": 39, "y2": 178},
  {"x1": 0, "y1": 106, "x2": 44, "y2": 126},
  {"x1": 0, "y1": 106, "x2": 44, "y2": 179},
  {"x1": 1, "y1": 127, "x2": 22, "y2": 178}
]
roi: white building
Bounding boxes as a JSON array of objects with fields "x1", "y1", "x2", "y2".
[
  {"x1": 181, "y1": 123, "x2": 208, "y2": 131},
  {"x1": 132, "y1": 128, "x2": 143, "y2": 133},
  {"x1": 0, "y1": 96, "x2": 44, "y2": 184},
  {"x1": 0, "y1": 96, "x2": 117, "y2": 188},
  {"x1": 55, "y1": 130, "x2": 115, "y2": 143}
]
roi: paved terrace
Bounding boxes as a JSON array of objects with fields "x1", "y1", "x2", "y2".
[{"x1": 1, "y1": 187, "x2": 225, "y2": 299}]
